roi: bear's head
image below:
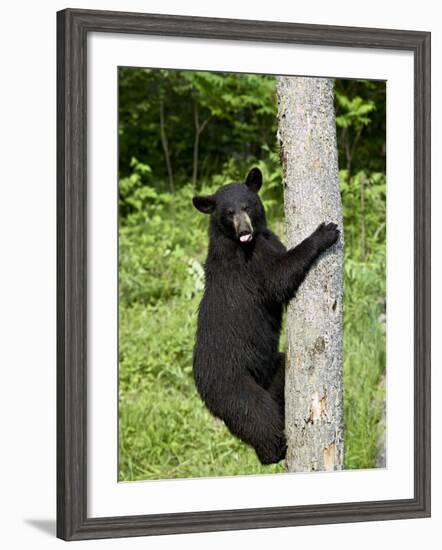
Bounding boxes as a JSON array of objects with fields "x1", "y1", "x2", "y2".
[{"x1": 192, "y1": 168, "x2": 266, "y2": 244}]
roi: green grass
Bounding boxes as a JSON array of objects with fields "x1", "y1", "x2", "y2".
[
  {"x1": 342, "y1": 258, "x2": 386, "y2": 469},
  {"x1": 118, "y1": 183, "x2": 386, "y2": 481},
  {"x1": 119, "y1": 299, "x2": 284, "y2": 480}
]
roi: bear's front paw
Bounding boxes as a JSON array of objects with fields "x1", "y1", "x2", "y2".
[{"x1": 314, "y1": 222, "x2": 340, "y2": 251}]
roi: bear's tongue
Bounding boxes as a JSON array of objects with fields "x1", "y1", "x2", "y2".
[{"x1": 239, "y1": 233, "x2": 252, "y2": 243}]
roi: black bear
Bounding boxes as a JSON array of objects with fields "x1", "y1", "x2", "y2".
[{"x1": 192, "y1": 167, "x2": 339, "y2": 464}]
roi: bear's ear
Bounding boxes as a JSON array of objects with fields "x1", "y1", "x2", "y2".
[
  {"x1": 245, "y1": 167, "x2": 262, "y2": 193},
  {"x1": 192, "y1": 195, "x2": 216, "y2": 214}
]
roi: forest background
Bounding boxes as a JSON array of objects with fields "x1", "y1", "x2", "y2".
[{"x1": 118, "y1": 69, "x2": 386, "y2": 481}]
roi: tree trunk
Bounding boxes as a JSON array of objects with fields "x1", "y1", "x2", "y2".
[
  {"x1": 276, "y1": 76, "x2": 344, "y2": 472},
  {"x1": 192, "y1": 100, "x2": 211, "y2": 189},
  {"x1": 192, "y1": 100, "x2": 201, "y2": 188},
  {"x1": 159, "y1": 97, "x2": 175, "y2": 194},
  {"x1": 360, "y1": 171, "x2": 367, "y2": 261}
]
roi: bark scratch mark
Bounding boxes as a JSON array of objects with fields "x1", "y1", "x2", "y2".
[
  {"x1": 313, "y1": 336, "x2": 326, "y2": 354},
  {"x1": 323, "y1": 442, "x2": 336, "y2": 471}
]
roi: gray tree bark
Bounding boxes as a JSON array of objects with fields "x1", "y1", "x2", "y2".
[{"x1": 276, "y1": 77, "x2": 344, "y2": 472}]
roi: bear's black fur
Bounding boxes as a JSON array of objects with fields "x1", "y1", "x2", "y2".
[{"x1": 192, "y1": 168, "x2": 339, "y2": 464}]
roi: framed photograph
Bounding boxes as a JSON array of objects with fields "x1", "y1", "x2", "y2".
[{"x1": 57, "y1": 8, "x2": 431, "y2": 541}]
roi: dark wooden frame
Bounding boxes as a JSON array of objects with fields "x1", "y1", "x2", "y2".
[{"x1": 57, "y1": 7, "x2": 431, "y2": 541}]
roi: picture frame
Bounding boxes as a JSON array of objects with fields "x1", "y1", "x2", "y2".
[{"x1": 57, "y1": 7, "x2": 431, "y2": 541}]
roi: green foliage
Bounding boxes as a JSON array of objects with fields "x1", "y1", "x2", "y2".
[
  {"x1": 335, "y1": 93, "x2": 376, "y2": 128},
  {"x1": 341, "y1": 170, "x2": 386, "y2": 261},
  {"x1": 119, "y1": 68, "x2": 278, "y2": 189},
  {"x1": 118, "y1": 69, "x2": 386, "y2": 480},
  {"x1": 343, "y1": 255, "x2": 386, "y2": 468},
  {"x1": 335, "y1": 79, "x2": 386, "y2": 177},
  {"x1": 119, "y1": 180, "x2": 209, "y2": 306}
]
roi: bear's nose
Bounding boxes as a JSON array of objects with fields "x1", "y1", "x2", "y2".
[{"x1": 234, "y1": 211, "x2": 254, "y2": 242}]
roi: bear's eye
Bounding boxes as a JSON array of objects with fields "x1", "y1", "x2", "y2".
[
  {"x1": 226, "y1": 208, "x2": 235, "y2": 217},
  {"x1": 242, "y1": 206, "x2": 251, "y2": 213}
]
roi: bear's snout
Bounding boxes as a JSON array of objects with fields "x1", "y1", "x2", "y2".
[{"x1": 233, "y1": 212, "x2": 254, "y2": 243}]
